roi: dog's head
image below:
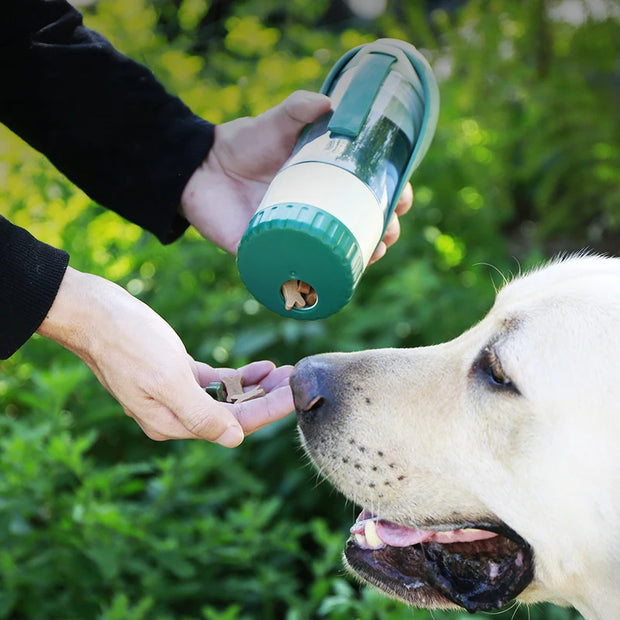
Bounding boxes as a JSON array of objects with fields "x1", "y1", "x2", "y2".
[{"x1": 291, "y1": 256, "x2": 620, "y2": 617}]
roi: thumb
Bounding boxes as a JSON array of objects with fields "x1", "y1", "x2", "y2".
[
  {"x1": 167, "y1": 378, "x2": 245, "y2": 447},
  {"x1": 280, "y1": 90, "x2": 332, "y2": 124},
  {"x1": 261, "y1": 90, "x2": 331, "y2": 140}
]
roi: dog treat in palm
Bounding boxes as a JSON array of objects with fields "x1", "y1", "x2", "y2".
[
  {"x1": 206, "y1": 372, "x2": 265, "y2": 404},
  {"x1": 281, "y1": 279, "x2": 318, "y2": 311},
  {"x1": 221, "y1": 373, "x2": 244, "y2": 399},
  {"x1": 229, "y1": 384, "x2": 266, "y2": 403}
]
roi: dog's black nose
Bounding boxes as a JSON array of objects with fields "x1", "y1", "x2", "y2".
[
  {"x1": 292, "y1": 353, "x2": 356, "y2": 444},
  {"x1": 290, "y1": 356, "x2": 327, "y2": 415}
]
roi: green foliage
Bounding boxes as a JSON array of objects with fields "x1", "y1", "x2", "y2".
[{"x1": 1, "y1": 0, "x2": 618, "y2": 618}]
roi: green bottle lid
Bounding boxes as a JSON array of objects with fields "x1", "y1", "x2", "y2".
[{"x1": 237, "y1": 202, "x2": 364, "y2": 320}]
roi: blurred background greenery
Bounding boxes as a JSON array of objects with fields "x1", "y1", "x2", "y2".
[{"x1": 0, "y1": 0, "x2": 618, "y2": 618}]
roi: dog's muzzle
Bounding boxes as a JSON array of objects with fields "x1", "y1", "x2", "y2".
[{"x1": 290, "y1": 354, "x2": 535, "y2": 613}]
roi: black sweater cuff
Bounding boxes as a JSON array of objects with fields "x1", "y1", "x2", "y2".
[{"x1": 0, "y1": 216, "x2": 69, "y2": 359}]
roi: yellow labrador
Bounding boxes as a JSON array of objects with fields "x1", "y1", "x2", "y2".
[{"x1": 291, "y1": 255, "x2": 620, "y2": 620}]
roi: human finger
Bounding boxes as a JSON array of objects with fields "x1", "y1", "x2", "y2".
[
  {"x1": 370, "y1": 214, "x2": 401, "y2": 265},
  {"x1": 265, "y1": 90, "x2": 331, "y2": 128},
  {"x1": 381, "y1": 212, "x2": 401, "y2": 250},
  {"x1": 129, "y1": 410, "x2": 198, "y2": 441},
  {"x1": 226, "y1": 384, "x2": 295, "y2": 436},
  {"x1": 193, "y1": 360, "x2": 278, "y2": 387},
  {"x1": 368, "y1": 241, "x2": 387, "y2": 265},
  {"x1": 194, "y1": 360, "x2": 292, "y2": 394},
  {"x1": 395, "y1": 182, "x2": 414, "y2": 215},
  {"x1": 161, "y1": 374, "x2": 245, "y2": 447},
  {"x1": 240, "y1": 363, "x2": 293, "y2": 392}
]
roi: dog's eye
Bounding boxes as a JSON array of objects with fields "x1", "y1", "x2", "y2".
[{"x1": 476, "y1": 347, "x2": 519, "y2": 394}]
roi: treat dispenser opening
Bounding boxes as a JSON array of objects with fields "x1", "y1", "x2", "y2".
[{"x1": 237, "y1": 38, "x2": 439, "y2": 319}]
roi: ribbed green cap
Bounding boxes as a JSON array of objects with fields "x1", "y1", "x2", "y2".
[{"x1": 237, "y1": 203, "x2": 364, "y2": 319}]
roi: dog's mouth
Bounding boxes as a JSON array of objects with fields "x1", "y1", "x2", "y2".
[{"x1": 345, "y1": 510, "x2": 534, "y2": 613}]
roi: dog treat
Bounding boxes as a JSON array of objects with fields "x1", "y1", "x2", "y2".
[
  {"x1": 297, "y1": 280, "x2": 311, "y2": 295},
  {"x1": 206, "y1": 372, "x2": 266, "y2": 404},
  {"x1": 221, "y1": 373, "x2": 244, "y2": 399},
  {"x1": 305, "y1": 290, "x2": 318, "y2": 306},
  {"x1": 229, "y1": 384, "x2": 266, "y2": 404},
  {"x1": 281, "y1": 280, "x2": 306, "y2": 310},
  {"x1": 281, "y1": 279, "x2": 318, "y2": 310}
]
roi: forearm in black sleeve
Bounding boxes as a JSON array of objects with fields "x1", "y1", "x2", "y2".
[
  {"x1": 1, "y1": 0, "x2": 215, "y2": 244},
  {"x1": 0, "y1": 216, "x2": 69, "y2": 359}
]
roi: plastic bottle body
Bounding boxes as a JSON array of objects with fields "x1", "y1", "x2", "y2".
[
  {"x1": 236, "y1": 39, "x2": 439, "y2": 320},
  {"x1": 288, "y1": 66, "x2": 422, "y2": 229}
]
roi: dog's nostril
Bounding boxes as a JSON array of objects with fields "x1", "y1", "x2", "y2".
[
  {"x1": 290, "y1": 357, "x2": 329, "y2": 415},
  {"x1": 304, "y1": 395, "x2": 324, "y2": 413},
  {"x1": 291, "y1": 378, "x2": 325, "y2": 415}
]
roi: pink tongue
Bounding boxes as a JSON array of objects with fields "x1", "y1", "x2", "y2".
[{"x1": 375, "y1": 519, "x2": 499, "y2": 547}]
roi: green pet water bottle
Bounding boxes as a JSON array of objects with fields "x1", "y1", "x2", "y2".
[{"x1": 237, "y1": 38, "x2": 439, "y2": 319}]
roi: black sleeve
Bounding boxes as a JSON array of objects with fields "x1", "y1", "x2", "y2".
[
  {"x1": 0, "y1": 216, "x2": 70, "y2": 359},
  {"x1": 1, "y1": 0, "x2": 215, "y2": 244}
]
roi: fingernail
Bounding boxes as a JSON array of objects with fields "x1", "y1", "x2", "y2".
[{"x1": 216, "y1": 426, "x2": 244, "y2": 448}]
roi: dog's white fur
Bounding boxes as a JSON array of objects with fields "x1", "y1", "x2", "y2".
[{"x1": 297, "y1": 256, "x2": 620, "y2": 619}]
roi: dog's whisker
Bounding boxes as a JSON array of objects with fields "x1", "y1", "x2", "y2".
[
  {"x1": 506, "y1": 599, "x2": 524, "y2": 620},
  {"x1": 474, "y1": 261, "x2": 509, "y2": 292}
]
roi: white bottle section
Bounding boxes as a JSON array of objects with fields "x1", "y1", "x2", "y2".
[{"x1": 256, "y1": 161, "x2": 386, "y2": 268}]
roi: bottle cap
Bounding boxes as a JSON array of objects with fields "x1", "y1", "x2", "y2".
[{"x1": 237, "y1": 202, "x2": 364, "y2": 319}]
